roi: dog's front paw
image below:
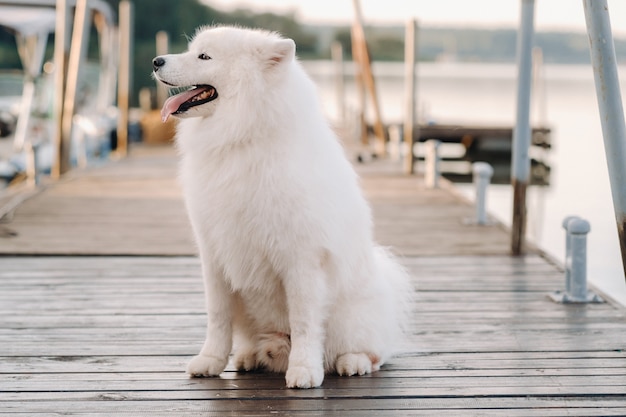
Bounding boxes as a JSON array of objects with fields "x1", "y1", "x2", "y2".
[
  {"x1": 186, "y1": 354, "x2": 228, "y2": 377},
  {"x1": 285, "y1": 365, "x2": 324, "y2": 389},
  {"x1": 336, "y1": 353, "x2": 378, "y2": 376}
]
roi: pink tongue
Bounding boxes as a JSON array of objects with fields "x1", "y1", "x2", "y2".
[{"x1": 161, "y1": 88, "x2": 203, "y2": 122}]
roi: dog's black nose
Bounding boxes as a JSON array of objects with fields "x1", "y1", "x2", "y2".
[{"x1": 152, "y1": 56, "x2": 165, "y2": 71}]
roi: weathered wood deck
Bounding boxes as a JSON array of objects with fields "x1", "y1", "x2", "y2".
[{"x1": 1, "y1": 145, "x2": 625, "y2": 416}]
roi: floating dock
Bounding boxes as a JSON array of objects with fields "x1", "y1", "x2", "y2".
[
  {"x1": 371, "y1": 123, "x2": 552, "y2": 184},
  {"x1": 1, "y1": 145, "x2": 625, "y2": 416}
]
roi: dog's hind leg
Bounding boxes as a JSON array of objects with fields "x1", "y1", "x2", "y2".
[
  {"x1": 254, "y1": 332, "x2": 291, "y2": 373},
  {"x1": 232, "y1": 304, "x2": 264, "y2": 372},
  {"x1": 335, "y1": 352, "x2": 380, "y2": 376}
]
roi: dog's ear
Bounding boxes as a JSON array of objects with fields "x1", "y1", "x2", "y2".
[{"x1": 266, "y1": 38, "x2": 295, "y2": 68}]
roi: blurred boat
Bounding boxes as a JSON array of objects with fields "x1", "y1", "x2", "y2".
[{"x1": 0, "y1": 0, "x2": 118, "y2": 186}]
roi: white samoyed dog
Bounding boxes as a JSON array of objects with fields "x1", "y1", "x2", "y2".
[{"x1": 153, "y1": 25, "x2": 410, "y2": 389}]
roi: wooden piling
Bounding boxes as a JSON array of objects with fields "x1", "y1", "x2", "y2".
[
  {"x1": 331, "y1": 41, "x2": 345, "y2": 127},
  {"x1": 93, "y1": 11, "x2": 115, "y2": 113},
  {"x1": 511, "y1": 179, "x2": 528, "y2": 254},
  {"x1": 51, "y1": 0, "x2": 70, "y2": 179},
  {"x1": 403, "y1": 19, "x2": 418, "y2": 175},
  {"x1": 116, "y1": 0, "x2": 133, "y2": 157},
  {"x1": 61, "y1": 0, "x2": 91, "y2": 170},
  {"x1": 351, "y1": 0, "x2": 386, "y2": 156},
  {"x1": 155, "y1": 31, "x2": 169, "y2": 109},
  {"x1": 350, "y1": 25, "x2": 368, "y2": 147}
]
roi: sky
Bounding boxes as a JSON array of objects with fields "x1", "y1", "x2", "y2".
[{"x1": 207, "y1": 0, "x2": 626, "y2": 36}]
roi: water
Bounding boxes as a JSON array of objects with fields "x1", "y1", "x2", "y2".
[{"x1": 303, "y1": 60, "x2": 626, "y2": 306}]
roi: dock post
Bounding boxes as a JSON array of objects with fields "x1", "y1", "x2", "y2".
[
  {"x1": 583, "y1": 0, "x2": 626, "y2": 283},
  {"x1": 388, "y1": 124, "x2": 402, "y2": 162},
  {"x1": 12, "y1": 28, "x2": 47, "y2": 186},
  {"x1": 155, "y1": 31, "x2": 169, "y2": 110},
  {"x1": 51, "y1": 0, "x2": 70, "y2": 179},
  {"x1": 350, "y1": 25, "x2": 368, "y2": 149},
  {"x1": 550, "y1": 217, "x2": 603, "y2": 303},
  {"x1": 61, "y1": 0, "x2": 91, "y2": 170},
  {"x1": 424, "y1": 139, "x2": 440, "y2": 189},
  {"x1": 94, "y1": 12, "x2": 116, "y2": 113},
  {"x1": 117, "y1": 0, "x2": 133, "y2": 158},
  {"x1": 403, "y1": 19, "x2": 418, "y2": 175},
  {"x1": 511, "y1": 0, "x2": 535, "y2": 255},
  {"x1": 561, "y1": 215, "x2": 580, "y2": 294},
  {"x1": 472, "y1": 162, "x2": 494, "y2": 225},
  {"x1": 331, "y1": 41, "x2": 345, "y2": 127},
  {"x1": 351, "y1": 0, "x2": 386, "y2": 156}
]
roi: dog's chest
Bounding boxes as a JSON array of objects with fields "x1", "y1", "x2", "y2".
[{"x1": 182, "y1": 159, "x2": 297, "y2": 289}]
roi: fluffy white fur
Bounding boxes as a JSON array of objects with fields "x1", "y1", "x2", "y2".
[{"x1": 153, "y1": 26, "x2": 410, "y2": 389}]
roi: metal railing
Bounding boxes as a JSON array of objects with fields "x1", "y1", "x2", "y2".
[{"x1": 583, "y1": 0, "x2": 626, "y2": 284}]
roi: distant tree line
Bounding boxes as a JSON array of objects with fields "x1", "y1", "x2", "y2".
[
  {"x1": 0, "y1": 0, "x2": 319, "y2": 106},
  {"x1": 2, "y1": 0, "x2": 626, "y2": 106},
  {"x1": 102, "y1": 0, "x2": 320, "y2": 105}
]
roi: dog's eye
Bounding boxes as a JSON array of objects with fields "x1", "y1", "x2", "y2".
[{"x1": 198, "y1": 53, "x2": 211, "y2": 60}]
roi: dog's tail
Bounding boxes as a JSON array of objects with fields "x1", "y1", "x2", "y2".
[{"x1": 373, "y1": 246, "x2": 414, "y2": 355}]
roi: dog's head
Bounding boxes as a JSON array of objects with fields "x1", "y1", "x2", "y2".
[{"x1": 152, "y1": 26, "x2": 296, "y2": 122}]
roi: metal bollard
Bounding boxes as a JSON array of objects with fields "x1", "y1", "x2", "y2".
[
  {"x1": 550, "y1": 217, "x2": 603, "y2": 303},
  {"x1": 561, "y1": 215, "x2": 580, "y2": 294},
  {"x1": 472, "y1": 162, "x2": 494, "y2": 225},
  {"x1": 388, "y1": 124, "x2": 403, "y2": 162},
  {"x1": 424, "y1": 139, "x2": 441, "y2": 189}
]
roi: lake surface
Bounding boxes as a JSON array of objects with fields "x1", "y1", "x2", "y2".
[{"x1": 304, "y1": 60, "x2": 626, "y2": 306}]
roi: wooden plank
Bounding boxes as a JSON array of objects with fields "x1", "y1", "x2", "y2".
[
  {"x1": 1, "y1": 398, "x2": 626, "y2": 415},
  {"x1": 1, "y1": 351, "x2": 624, "y2": 373},
  {"x1": 5, "y1": 384, "x2": 626, "y2": 402},
  {"x1": 4, "y1": 410, "x2": 626, "y2": 417},
  {"x1": 4, "y1": 372, "x2": 626, "y2": 392}
]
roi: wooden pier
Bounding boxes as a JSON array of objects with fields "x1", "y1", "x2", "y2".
[{"x1": 1, "y1": 144, "x2": 625, "y2": 416}]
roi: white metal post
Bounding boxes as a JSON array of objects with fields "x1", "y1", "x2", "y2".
[
  {"x1": 472, "y1": 162, "x2": 494, "y2": 225},
  {"x1": 511, "y1": 0, "x2": 535, "y2": 255},
  {"x1": 569, "y1": 219, "x2": 591, "y2": 300},
  {"x1": 424, "y1": 139, "x2": 440, "y2": 189},
  {"x1": 583, "y1": 0, "x2": 626, "y2": 282},
  {"x1": 550, "y1": 217, "x2": 603, "y2": 303},
  {"x1": 561, "y1": 215, "x2": 580, "y2": 294}
]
